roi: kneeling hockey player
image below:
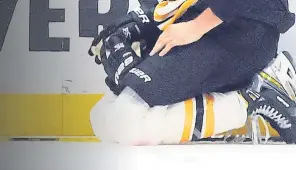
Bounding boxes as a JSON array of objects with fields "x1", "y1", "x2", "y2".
[{"x1": 89, "y1": 0, "x2": 296, "y2": 145}]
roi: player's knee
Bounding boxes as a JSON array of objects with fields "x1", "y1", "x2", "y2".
[
  {"x1": 90, "y1": 88, "x2": 152, "y2": 145},
  {"x1": 90, "y1": 100, "x2": 111, "y2": 142}
]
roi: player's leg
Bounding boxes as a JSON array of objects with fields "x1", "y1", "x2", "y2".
[
  {"x1": 90, "y1": 51, "x2": 296, "y2": 145},
  {"x1": 90, "y1": 86, "x2": 248, "y2": 145},
  {"x1": 90, "y1": 89, "x2": 119, "y2": 143},
  {"x1": 191, "y1": 91, "x2": 248, "y2": 140},
  {"x1": 90, "y1": 86, "x2": 175, "y2": 145},
  {"x1": 194, "y1": 51, "x2": 296, "y2": 144},
  {"x1": 120, "y1": 34, "x2": 258, "y2": 107}
]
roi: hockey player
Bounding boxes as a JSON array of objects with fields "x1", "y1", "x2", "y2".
[{"x1": 89, "y1": 0, "x2": 296, "y2": 145}]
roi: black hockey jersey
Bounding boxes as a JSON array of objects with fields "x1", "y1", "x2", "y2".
[
  {"x1": 203, "y1": 0, "x2": 295, "y2": 33},
  {"x1": 192, "y1": 0, "x2": 295, "y2": 78}
]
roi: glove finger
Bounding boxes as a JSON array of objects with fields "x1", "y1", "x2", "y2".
[
  {"x1": 95, "y1": 56, "x2": 102, "y2": 65},
  {"x1": 88, "y1": 34, "x2": 102, "y2": 56},
  {"x1": 89, "y1": 39, "x2": 104, "y2": 62},
  {"x1": 88, "y1": 27, "x2": 111, "y2": 56},
  {"x1": 100, "y1": 43, "x2": 111, "y2": 64},
  {"x1": 104, "y1": 33, "x2": 127, "y2": 52}
]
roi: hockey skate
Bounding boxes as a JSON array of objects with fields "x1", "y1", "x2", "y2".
[{"x1": 241, "y1": 51, "x2": 296, "y2": 144}]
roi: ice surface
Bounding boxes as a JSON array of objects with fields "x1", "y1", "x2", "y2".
[{"x1": 0, "y1": 142, "x2": 295, "y2": 170}]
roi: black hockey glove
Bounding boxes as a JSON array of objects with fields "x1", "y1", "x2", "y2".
[
  {"x1": 88, "y1": 5, "x2": 161, "y2": 63},
  {"x1": 100, "y1": 32, "x2": 146, "y2": 95}
]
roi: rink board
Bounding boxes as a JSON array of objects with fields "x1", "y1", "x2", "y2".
[
  {"x1": 0, "y1": 92, "x2": 280, "y2": 137},
  {"x1": 0, "y1": 94, "x2": 104, "y2": 136}
]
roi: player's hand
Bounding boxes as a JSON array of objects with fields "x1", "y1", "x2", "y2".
[{"x1": 149, "y1": 21, "x2": 204, "y2": 57}]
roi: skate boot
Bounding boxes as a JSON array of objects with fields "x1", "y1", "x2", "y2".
[{"x1": 241, "y1": 51, "x2": 296, "y2": 144}]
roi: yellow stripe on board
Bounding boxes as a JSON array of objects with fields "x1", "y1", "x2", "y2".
[
  {"x1": 0, "y1": 94, "x2": 104, "y2": 136},
  {"x1": 0, "y1": 93, "x2": 279, "y2": 138},
  {"x1": 0, "y1": 137, "x2": 100, "y2": 142}
]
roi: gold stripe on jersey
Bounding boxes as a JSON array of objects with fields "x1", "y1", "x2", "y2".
[
  {"x1": 154, "y1": 1, "x2": 177, "y2": 22},
  {"x1": 154, "y1": 0, "x2": 198, "y2": 30}
]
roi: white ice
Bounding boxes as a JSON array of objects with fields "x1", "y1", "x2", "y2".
[{"x1": 0, "y1": 142, "x2": 296, "y2": 170}]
